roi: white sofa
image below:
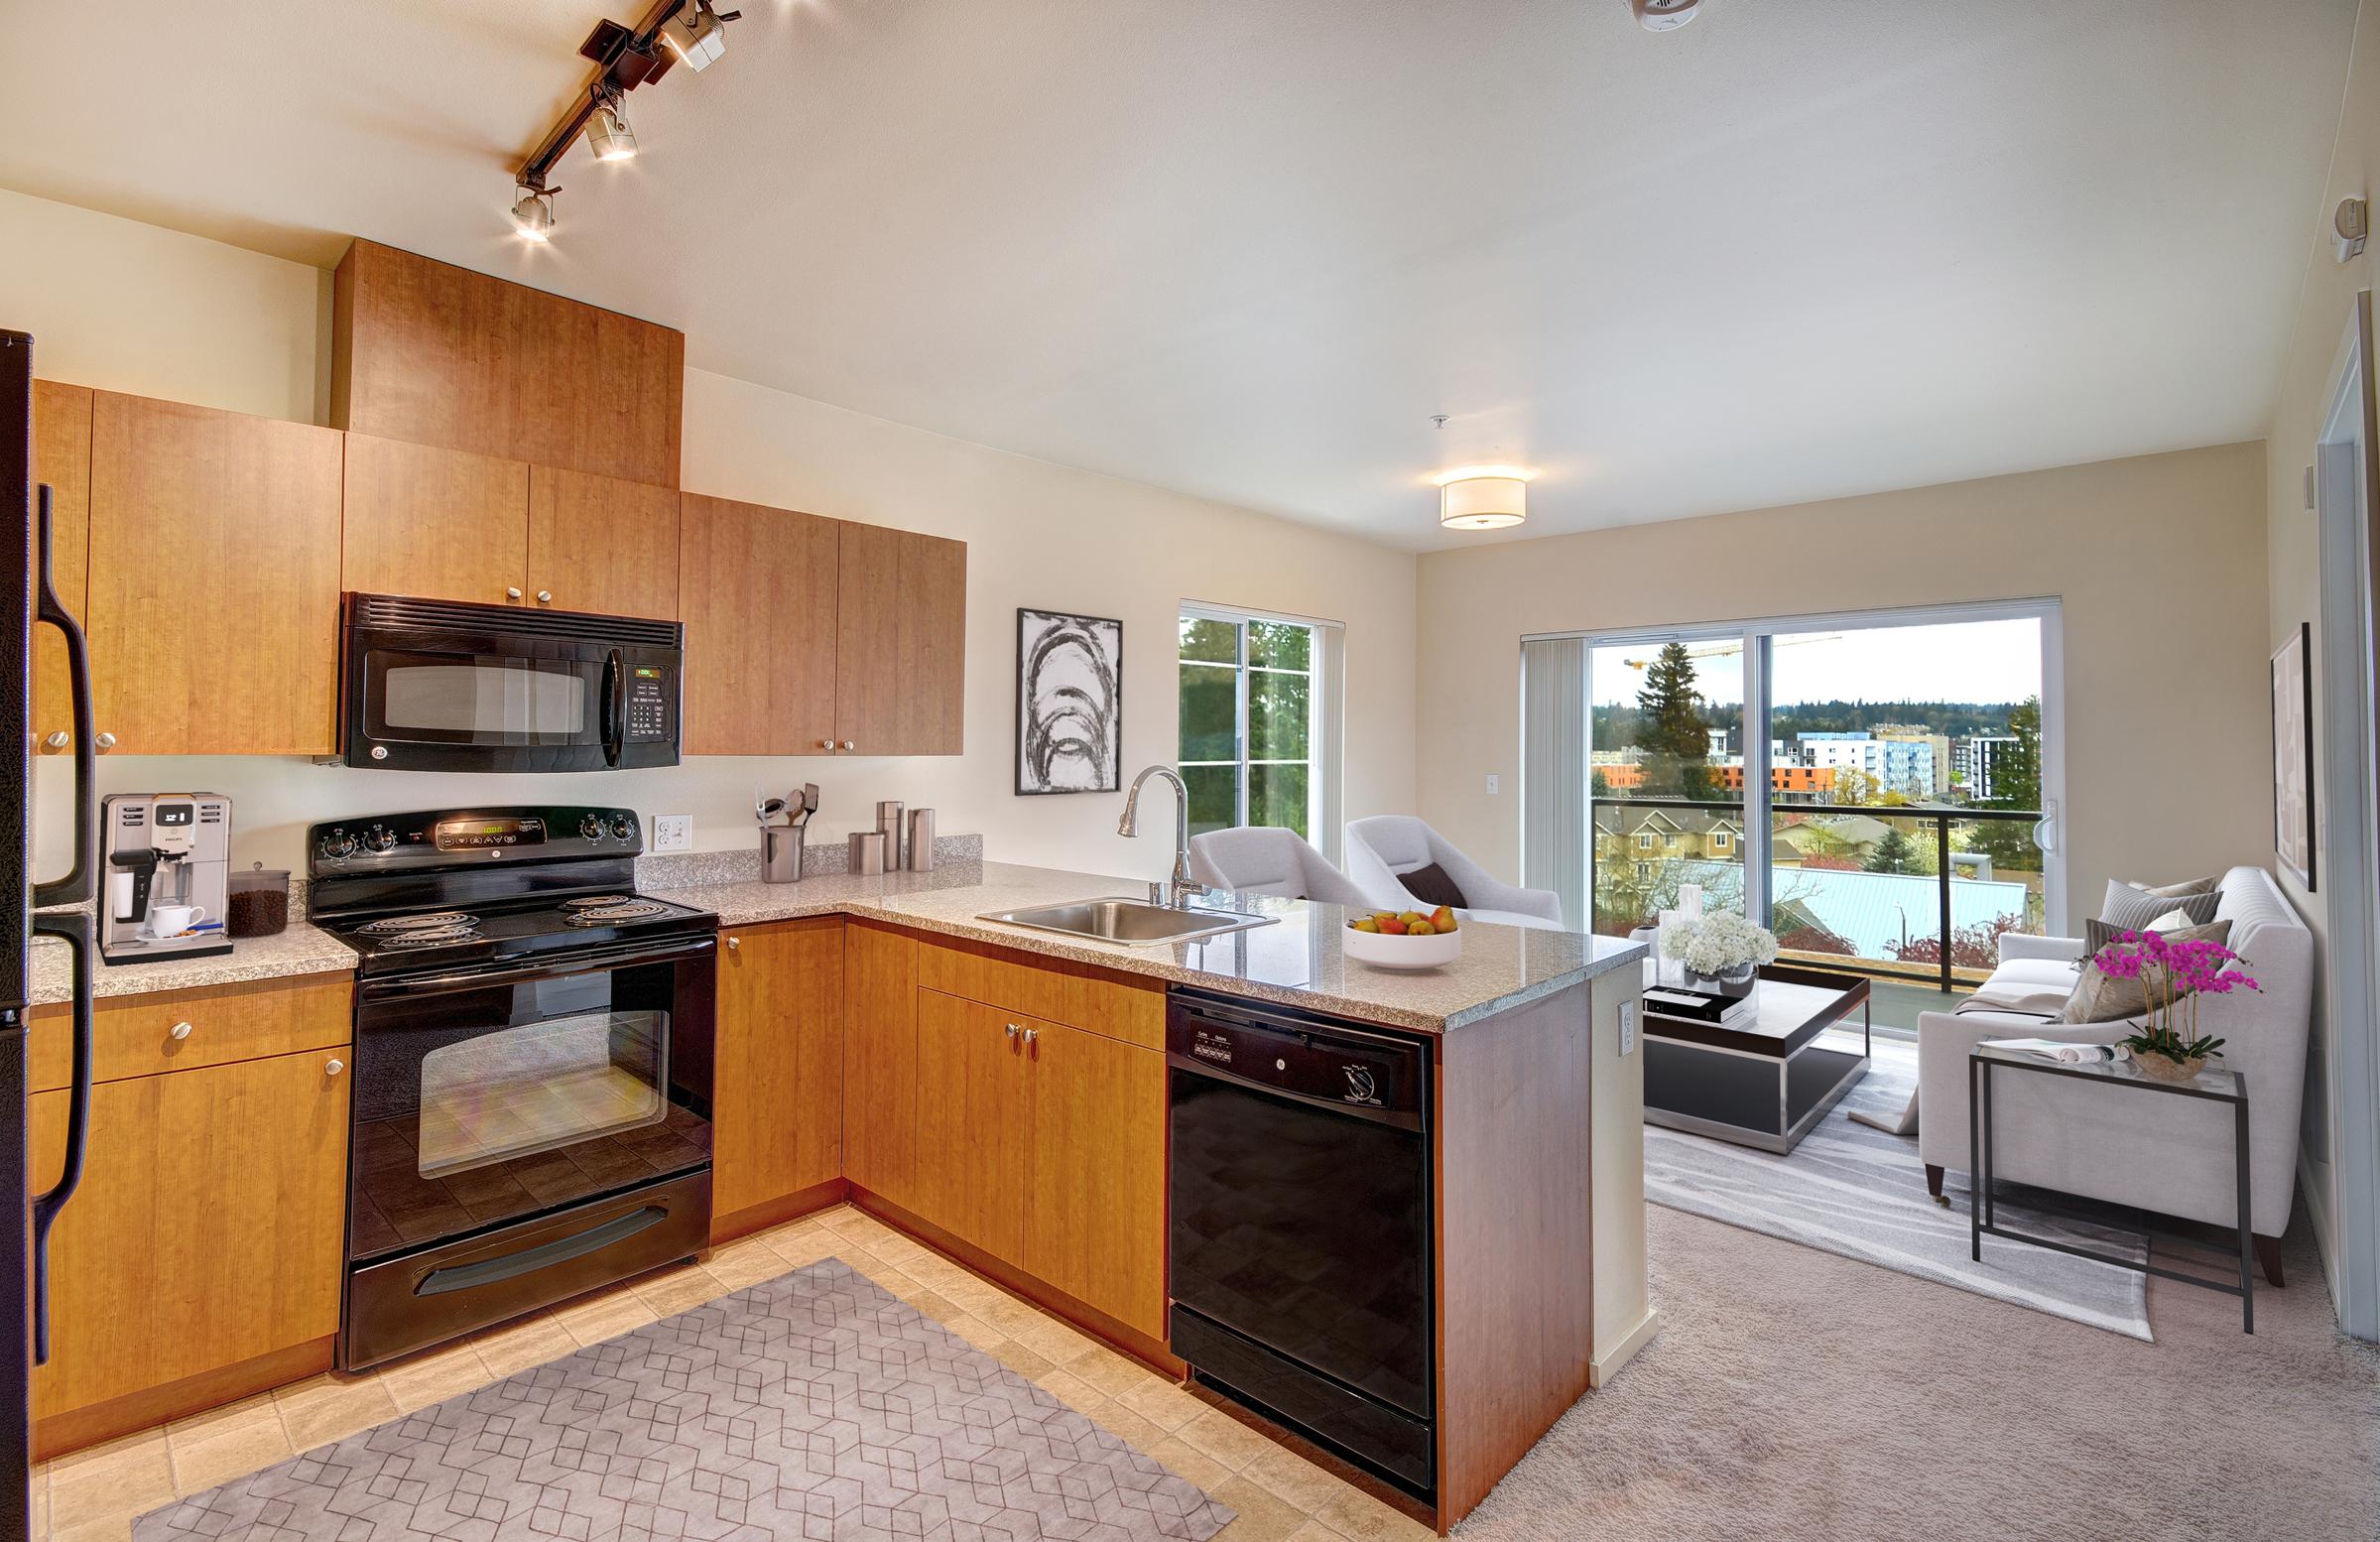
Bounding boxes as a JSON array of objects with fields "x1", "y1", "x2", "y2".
[
  {"x1": 1342, "y1": 816, "x2": 1566, "y2": 930},
  {"x1": 1186, "y1": 826, "x2": 1371, "y2": 905},
  {"x1": 1915, "y1": 864, "x2": 2313, "y2": 1284}
]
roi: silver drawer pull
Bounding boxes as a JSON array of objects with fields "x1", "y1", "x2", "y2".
[
  {"x1": 325, "y1": 1058, "x2": 345, "y2": 1077},
  {"x1": 169, "y1": 1021, "x2": 192, "y2": 1041}
]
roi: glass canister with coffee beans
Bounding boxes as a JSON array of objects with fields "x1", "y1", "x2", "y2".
[{"x1": 226, "y1": 862, "x2": 291, "y2": 939}]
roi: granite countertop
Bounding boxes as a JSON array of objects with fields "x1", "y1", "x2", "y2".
[
  {"x1": 28, "y1": 917, "x2": 360, "y2": 1007},
  {"x1": 26, "y1": 859, "x2": 1646, "y2": 1033},
  {"x1": 651, "y1": 860, "x2": 1645, "y2": 1033}
]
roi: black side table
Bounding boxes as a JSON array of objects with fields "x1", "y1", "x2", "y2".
[{"x1": 1968, "y1": 1044, "x2": 2254, "y2": 1333}]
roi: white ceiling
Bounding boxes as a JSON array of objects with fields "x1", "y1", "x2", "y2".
[{"x1": 0, "y1": 0, "x2": 2357, "y2": 550}]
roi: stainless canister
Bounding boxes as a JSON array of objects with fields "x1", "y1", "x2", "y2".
[
  {"x1": 907, "y1": 808, "x2": 937, "y2": 871},
  {"x1": 848, "y1": 830, "x2": 887, "y2": 875},
  {"x1": 875, "y1": 801, "x2": 906, "y2": 870},
  {"x1": 763, "y1": 826, "x2": 806, "y2": 884}
]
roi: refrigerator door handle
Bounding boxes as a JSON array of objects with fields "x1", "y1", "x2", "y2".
[
  {"x1": 26, "y1": 911, "x2": 91, "y2": 1366},
  {"x1": 30, "y1": 490, "x2": 94, "y2": 910}
]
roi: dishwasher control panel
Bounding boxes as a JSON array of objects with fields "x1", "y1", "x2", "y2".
[{"x1": 1167, "y1": 994, "x2": 1427, "y2": 1117}]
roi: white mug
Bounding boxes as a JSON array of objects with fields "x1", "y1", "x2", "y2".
[{"x1": 149, "y1": 904, "x2": 208, "y2": 937}]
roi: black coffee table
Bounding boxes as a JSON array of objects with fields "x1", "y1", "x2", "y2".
[{"x1": 1642, "y1": 963, "x2": 1871, "y2": 1153}]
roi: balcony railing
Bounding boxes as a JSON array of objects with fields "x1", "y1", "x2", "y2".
[{"x1": 1591, "y1": 795, "x2": 2049, "y2": 994}]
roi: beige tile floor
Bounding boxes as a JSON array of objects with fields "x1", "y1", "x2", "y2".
[{"x1": 34, "y1": 1203, "x2": 1432, "y2": 1542}]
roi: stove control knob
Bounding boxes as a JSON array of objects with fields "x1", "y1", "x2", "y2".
[
  {"x1": 581, "y1": 815, "x2": 605, "y2": 840},
  {"x1": 608, "y1": 814, "x2": 636, "y2": 842},
  {"x1": 365, "y1": 826, "x2": 397, "y2": 854},
  {"x1": 319, "y1": 830, "x2": 358, "y2": 860}
]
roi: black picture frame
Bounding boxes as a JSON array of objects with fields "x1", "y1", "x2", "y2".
[
  {"x1": 1016, "y1": 608, "x2": 1124, "y2": 796},
  {"x1": 2272, "y1": 620, "x2": 2317, "y2": 891}
]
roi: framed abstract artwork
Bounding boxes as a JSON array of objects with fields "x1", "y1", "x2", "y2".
[
  {"x1": 1017, "y1": 608, "x2": 1123, "y2": 794},
  {"x1": 2273, "y1": 621, "x2": 2317, "y2": 890}
]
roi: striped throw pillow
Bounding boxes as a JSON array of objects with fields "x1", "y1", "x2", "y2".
[{"x1": 2100, "y1": 880, "x2": 2219, "y2": 933}]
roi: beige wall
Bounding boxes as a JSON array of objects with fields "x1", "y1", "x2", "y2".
[
  {"x1": 5, "y1": 191, "x2": 1418, "y2": 881},
  {"x1": 2260, "y1": 0, "x2": 2380, "y2": 1297},
  {"x1": 1415, "y1": 442, "x2": 2271, "y2": 933}
]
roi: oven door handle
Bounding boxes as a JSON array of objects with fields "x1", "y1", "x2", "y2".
[
  {"x1": 359, "y1": 933, "x2": 717, "y2": 999},
  {"x1": 416, "y1": 1205, "x2": 671, "y2": 1297}
]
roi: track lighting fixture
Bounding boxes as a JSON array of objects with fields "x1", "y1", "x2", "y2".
[
  {"x1": 507, "y1": 1, "x2": 744, "y2": 241},
  {"x1": 587, "y1": 88, "x2": 638, "y2": 162},
  {"x1": 509, "y1": 185, "x2": 557, "y2": 242}
]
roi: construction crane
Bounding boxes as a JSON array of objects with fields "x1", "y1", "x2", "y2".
[{"x1": 1620, "y1": 634, "x2": 1840, "y2": 671}]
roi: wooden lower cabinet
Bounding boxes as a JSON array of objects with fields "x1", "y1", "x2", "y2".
[
  {"x1": 31, "y1": 1045, "x2": 349, "y2": 1444},
  {"x1": 711, "y1": 918, "x2": 845, "y2": 1232},
  {"x1": 910, "y1": 989, "x2": 1033, "y2": 1261},
  {"x1": 843, "y1": 923, "x2": 921, "y2": 1208},
  {"x1": 1020, "y1": 1020, "x2": 1168, "y2": 1339}
]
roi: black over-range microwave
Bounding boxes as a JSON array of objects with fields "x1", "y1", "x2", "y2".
[{"x1": 339, "y1": 593, "x2": 684, "y2": 772}]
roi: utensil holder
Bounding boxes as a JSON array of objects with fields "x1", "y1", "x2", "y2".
[{"x1": 763, "y1": 826, "x2": 806, "y2": 884}]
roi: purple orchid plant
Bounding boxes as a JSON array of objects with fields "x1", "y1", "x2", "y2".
[{"x1": 2089, "y1": 929, "x2": 2260, "y2": 1065}]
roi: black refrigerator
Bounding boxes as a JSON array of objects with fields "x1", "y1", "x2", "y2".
[{"x1": 3, "y1": 328, "x2": 99, "y2": 1533}]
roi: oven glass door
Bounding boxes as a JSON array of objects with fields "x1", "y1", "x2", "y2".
[
  {"x1": 350, "y1": 950, "x2": 713, "y2": 1263},
  {"x1": 363, "y1": 647, "x2": 604, "y2": 748}
]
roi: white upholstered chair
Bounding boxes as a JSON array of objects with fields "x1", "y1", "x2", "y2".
[
  {"x1": 1341, "y1": 816, "x2": 1566, "y2": 930},
  {"x1": 1186, "y1": 826, "x2": 1371, "y2": 905}
]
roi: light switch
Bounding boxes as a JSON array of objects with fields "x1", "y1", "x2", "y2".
[
  {"x1": 1485, "y1": 774, "x2": 1500, "y2": 795},
  {"x1": 653, "y1": 814, "x2": 693, "y2": 852},
  {"x1": 1619, "y1": 999, "x2": 1637, "y2": 1055}
]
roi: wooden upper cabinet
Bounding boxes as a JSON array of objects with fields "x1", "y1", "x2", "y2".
[
  {"x1": 331, "y1": 239, "x2": 683, "y2": 488},
  {"x1": 833, "y1": 522, "x2": 966, "y2": 756},
  {"x1": 85, "y1": 393, "x2": 343, "y2": 755},
  {"x1": 30, "y1": 381, "x2": 91, "y2": 752},
  {"x1": 711, "y1": 918, "x2": 845, "y2": 1234},
  {"x1": 341, "y1": 434, "x2": 530, "y2": 606},
  {"x1": 528, "y1": 466, "x2": 680, "y2": 620},
  {"x1": 680, "y1": 493, "x2": 839, "y2": 753}
]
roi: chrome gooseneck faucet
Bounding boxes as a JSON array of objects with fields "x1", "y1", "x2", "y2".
[{"x1": 1119, "y1": 764, "x2": 1208, "y2": 907}]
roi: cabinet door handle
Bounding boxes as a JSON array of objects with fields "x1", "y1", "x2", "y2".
[
  {"x1": 93, "y1": 732, "x2": 115, "y2": 753},
  {"x1": 726, "y1": 936, "x2": 740, "y2": 952},
  {"x1": 40, "y1": 730, "x2": 67, "y2": 752},
  {"x1": 536, "y1": 590, "x2": 553, "y2": 604},
  {"x1": 819, "y1": 738, "x2": 834, "y2": 750},
  {"x1": 1022, "y1": 1028, "x2": 1038, "y2": 1048},
  {"x1": 168, "y1": 1021, "x2": 192, "y2": 1041},
  {"x1": 325, "y1": 1058, "x2": 344, "y2": 1077},
  {"x1": 841, "y1": 739, "x2": 855, "y2": 751},
  {"x1": 1005, "y1": 1022, "x2": 1019, "y2": 1040},
  {"x1": 505, "y1": 586, "x2": 523, "y2": 600}
]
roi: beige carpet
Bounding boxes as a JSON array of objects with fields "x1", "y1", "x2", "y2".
[{"x1": 1461, "y1": 1206, "x2": 2380, "y2": 1541}]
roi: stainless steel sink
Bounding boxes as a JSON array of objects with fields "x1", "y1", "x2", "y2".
[{"x1": 977, "y1": 896, "x2": 1278, "y2": 946}]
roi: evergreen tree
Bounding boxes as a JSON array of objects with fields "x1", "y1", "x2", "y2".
[
  {"x1": 1865, "y1": 827, "x2": 1920, "y2": 874},
  {"x1": 1634, "y1": 643, "x2": 1710, "y2": 798}
]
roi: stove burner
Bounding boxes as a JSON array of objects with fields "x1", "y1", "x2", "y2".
[
  {"x1": 373, "y1": 924, "x2": 483, "y2": 948},
  {"x1": 560, "y1": 896, "x2": 630, "y2": 910},
  {"x1": 564, "y1": 898, "x2": 670, "y2": 927},
  {"x1": 357, "y1": 911, "x2": 480, "y2": 936}
]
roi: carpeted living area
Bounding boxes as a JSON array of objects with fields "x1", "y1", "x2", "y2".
[{"x1": 1462, "y1": 1204, "x2": 2380, "y2": 1542}]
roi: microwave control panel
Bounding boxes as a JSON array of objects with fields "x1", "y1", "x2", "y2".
[{"x1": 626, "y1": 665, "x2": 674, "y2": 743}]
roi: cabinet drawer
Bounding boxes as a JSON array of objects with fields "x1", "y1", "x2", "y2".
[
  {"x1": 915, "y1": 936, "x2": 1164, "y2": 1050},
  {"x1": 30, "y1": 974, "x2": 353, "y2": 1092}
]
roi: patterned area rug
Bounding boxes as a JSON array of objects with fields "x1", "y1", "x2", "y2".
[
  {"x1": 1645, "y1": 1038, "x2": 2155, "y2": 1340},
  {"x1": 135, "y1": 1258, "x2": 1236, "y2": 1540}
]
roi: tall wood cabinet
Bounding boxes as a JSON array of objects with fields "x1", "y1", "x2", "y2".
[
  {"x1": 711, "y1": 919, "x2": 846, "y2": 1235},
  {"x1": 85, "y1": 392, "x2": 344, "y2": 755},
  {"x1": 29, "y1": 381, "x2": 91, "y2": 753}
]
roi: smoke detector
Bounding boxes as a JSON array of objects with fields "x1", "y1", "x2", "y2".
[{"x1": 1629, "y1": 0, "x2": 1701, "y2": 31}]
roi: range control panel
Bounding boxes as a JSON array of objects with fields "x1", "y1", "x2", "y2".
[{"x1": 310, "y1": 806, "x2": 643, "y2": 871}]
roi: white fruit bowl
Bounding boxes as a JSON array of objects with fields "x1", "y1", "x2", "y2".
[{"x1": 1341, "y1": 924, "x2": 1463, "y2": 970}]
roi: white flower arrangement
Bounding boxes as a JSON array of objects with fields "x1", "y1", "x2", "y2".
[{"x1": 1660, "y1": 910, "x2": 1780, "y2": 976}]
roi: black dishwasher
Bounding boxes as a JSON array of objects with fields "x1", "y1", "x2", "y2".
[{"x1": 1166, "y1": 988, "x2": 1435, "y2": 1497}]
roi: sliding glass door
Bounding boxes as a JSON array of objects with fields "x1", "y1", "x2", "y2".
[{"x1": 1526, "y1": 602, "x2": 2061, "y2": 994}]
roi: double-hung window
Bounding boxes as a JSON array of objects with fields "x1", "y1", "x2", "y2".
[{"x1": 1178, "y1": 605, "x2": 1343, "y2": 856}]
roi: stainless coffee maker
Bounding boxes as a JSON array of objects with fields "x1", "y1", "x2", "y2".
[{"x1": 100, "y1": 793, "x2": 233, "y2": 966}]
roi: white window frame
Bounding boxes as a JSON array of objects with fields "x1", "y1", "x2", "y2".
[{"x1": 1179, "y1": 601, "x2": 1346, "y2": 861}]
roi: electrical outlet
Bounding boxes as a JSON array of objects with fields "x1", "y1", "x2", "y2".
[
  {"x1": 652, "y1": 814, "x2": 693, "y2": 852},
  {"x1": 1485, "y1": 773, "x2": 1500, "y2": 795},
  {"x1": 1619, "y1": 1000, "x2": 1638, "y2": 1056}
]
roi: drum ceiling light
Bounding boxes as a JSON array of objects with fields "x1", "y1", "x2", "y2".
[{"x1": 1436, "y1": 468, "x2": 1533, "y2": 532}]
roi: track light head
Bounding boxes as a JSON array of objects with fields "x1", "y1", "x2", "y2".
[
  {"x1": 509, "y1": 185, "x2": 557, "y2": 242},
  {"x1": 588, "y1": 91, "x2": 638, "y2": 162},
  {"x1": 660, "y1": 0, "x2": 737, "y2": 70}
]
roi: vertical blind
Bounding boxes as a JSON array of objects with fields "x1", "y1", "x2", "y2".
[{"x1": 1521, "y1": 636, "x2": 1587, "y2": 931}]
